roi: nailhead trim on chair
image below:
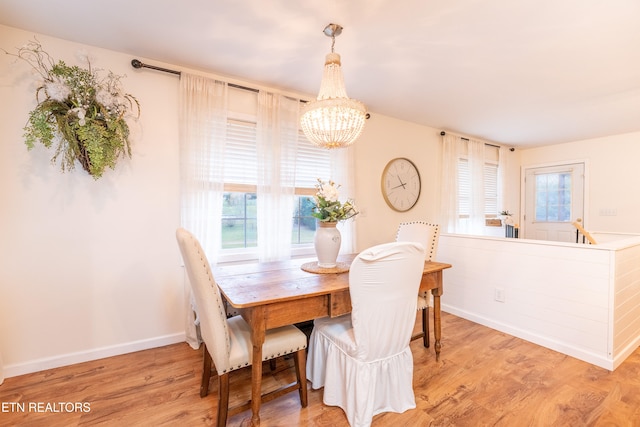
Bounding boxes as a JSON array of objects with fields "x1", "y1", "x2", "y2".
[
  {"x1": 397, "y1": 221, "x2": 439, "y2": 348},
  {"x1": 222, "y1": 345, "x2": 308, "y2": 373},
  {"x1": 190, "y1": 240, "x2": 232, "y2": 374},
  {"x1": 396, "y1": 221, "x2": 439, "y2": 262},
  {"x1": 262, "y1": 345, "x2": 307, "y2": 361},
  {"x1": 194, "y1": 250, "x2": 230, "y2": 343}
]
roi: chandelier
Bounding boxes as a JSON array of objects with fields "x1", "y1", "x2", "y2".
[{"x1": 300, "y1": 23, "x2": 367, "y2": 149}]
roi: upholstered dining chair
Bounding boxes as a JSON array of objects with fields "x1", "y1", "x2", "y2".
[
  {"x1": 306, "y1": 241, "x2": 425, "y2": 427},
  {"x1": 175, "y1": 228, "x2": 308, "y2": 427},
  {"x1": 396, "y1": 221, "x2": 440, "y2": 348}
]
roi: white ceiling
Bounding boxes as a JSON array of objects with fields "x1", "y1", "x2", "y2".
[{"x1": 1, "y1": 0, "x2": 639, "y2": 147}]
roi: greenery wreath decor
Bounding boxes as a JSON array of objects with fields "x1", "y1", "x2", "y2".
[{"x1": 4, "y1": 39, "x2": 140, "y2": 179}]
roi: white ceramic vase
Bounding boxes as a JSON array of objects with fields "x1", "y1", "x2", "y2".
[{"x1": 314, "y1": 221, "x2": 341, "y2": 268}]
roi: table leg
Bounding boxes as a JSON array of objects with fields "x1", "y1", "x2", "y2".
[
  {"x1": 432, "y1": 290, "x2": 442, "y2": 361},
  {"x1": 248, "y1": 307, "x2": 266, "y2": 426}
]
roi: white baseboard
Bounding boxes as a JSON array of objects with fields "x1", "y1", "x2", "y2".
[
  {"x1": 442, "y1": 304, "x2": 614, "y2": 371},
  {"x1": 2, "y1": 333, "x2": 186, "y2": 380},
  {"x1": 612, "y1": 334, "x2": 640, "y2": 370}
]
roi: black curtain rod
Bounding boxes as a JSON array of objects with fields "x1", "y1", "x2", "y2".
[
  {"x1": 440, "y1": 131, "x2": 468, "y2": 141},
  {"x1": 128, "y1": 58, "x2": 370, "y2": 116},
  {"x1": 131, "y1": 59, "x2": 180, "y2": 75},
  {"x1": 130, "y1": 59, "x2": 259, "y2": 93},
  {"x1": 440, "y1": 131, "x2": 503, "y2": 148}
]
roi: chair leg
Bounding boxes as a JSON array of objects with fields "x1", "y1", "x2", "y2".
[
  {"x1": 201, "y1": 344, "x2": 213, "y2": 397},
  {"x1": 422, "y1": 307, "x2": 430, "y2": 348},
  {"x1": 217, "y1": 373, "x2": 230, "y2": 427},
  {"x1": 293, "y1": 349, "x2": 308, "y2": 407}
]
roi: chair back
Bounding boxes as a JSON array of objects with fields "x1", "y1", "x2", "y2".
[
  {"x1": 176, "y1": 228, "x2": 232, "y2": 373},
  {"x1": 349, "y1": 241, "x2": 425, "y2": 361},
  {"x1": 396, "y1": 221, "x2": 440, "y2": 261}
]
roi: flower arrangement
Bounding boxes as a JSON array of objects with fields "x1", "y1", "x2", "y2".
[
  {"x1": 500, "y1": 210, "x2": 514, "y2": 225},
  {"x1": 311, "y1": 179, "x2": 359, "y2": 222},
  {"x1": 4, "y1": 39, "x2": 140, "y2": 179}
]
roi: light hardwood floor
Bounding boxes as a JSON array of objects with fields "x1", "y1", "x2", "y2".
[{"x1": 2, "y1": 312, "x2": 640, "y2": 426}]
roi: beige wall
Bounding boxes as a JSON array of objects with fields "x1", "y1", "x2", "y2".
[
  {"x1": 352, "y1": 114, "x2": 444, "y2": 250},
  {"x1": 0, "y1": 25, "x2": 185, "y2": 376},
  {"x1": 520, "y1": 131, "x2": 640, "y2": 234}
]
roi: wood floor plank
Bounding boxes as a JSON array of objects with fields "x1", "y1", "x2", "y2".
[{"x1": 2, "y1": 312, "x2": 640, "y2": 426}]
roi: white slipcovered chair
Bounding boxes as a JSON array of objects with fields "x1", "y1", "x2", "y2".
[
  {"x1": 396, "y1": 221, "x2": 440, "y2": 347},
  {"x1": 306, "y1": 241, "x2": 425, "y2": 427},
  {"x1": 176, "y1": 228, "x2": 308, "y2": 427}
]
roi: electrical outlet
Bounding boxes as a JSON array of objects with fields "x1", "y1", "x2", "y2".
[
  {"x1": 599, "y1": 208, "x2": 618, "y2": 216},
  {"x1": 494, "y1": 287, "x2": 505, "y2": 302}
]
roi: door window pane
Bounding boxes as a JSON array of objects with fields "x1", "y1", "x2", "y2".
[{"x1": 534, "y1": 172, "x2": 571, "y2": 222}]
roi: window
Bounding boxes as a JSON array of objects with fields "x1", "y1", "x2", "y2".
[
  {"x1": 292, "y1": 195, "x2": 316, "y2": 244},
  {"x1": 179, "y1": 75, "x2": 351, "y2": 264},
  {"x1": 457, "y1": 144, "x2": 499, "y2": 218},
  {"x1": 222, "y1": 191, "x2": 317, "y2": 249},
  {"x1": 534, "y1": 172, "x2": 572, "y2": 222},
  {"x1": 484, "y1": 158, "x2": 499, "y2": 217},
  {"x1": 222, "y1": 192, "x2": 257, "y2": 249},
  {"x1": 221, "y1": 88, "x2": 332, "y2": 254}
]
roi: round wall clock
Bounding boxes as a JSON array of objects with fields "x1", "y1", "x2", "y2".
[{"x1": 381, "y1": 157, "x2": 421, "y2": 212}]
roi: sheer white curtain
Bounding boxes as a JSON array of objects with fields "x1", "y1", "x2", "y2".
[
  {"x1": 440, "y1": 134, "x2": 487, "y2": 235},
  {"x1": 179, "y1": 73, "x2": 227, "y2": 259},
  {"x1": 179, "y1": 73, "x2": 227, "y2": 348},
  {"x1": 330, "y1": 148, "x2": 357, "y2": 253},
  {"x1": 467, "y1": 138, "x2": 486, "y2": 233},
  {"x1": 498, "y1": 146, "x2": 509, "y2": 215},
  {"x1": 440, "y1": 133, "x2": 462, "y2": 233},
  {"x1": 255, "y1": 92, "x2": 357, "y2": 257},
  {"x1": 256, "y1": 92, "x2": 299, "y2": 261}
]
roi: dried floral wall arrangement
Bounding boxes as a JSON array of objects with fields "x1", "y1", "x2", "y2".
[{"x1": 3, "y1": 39, "x2": 140, "y2": 179}]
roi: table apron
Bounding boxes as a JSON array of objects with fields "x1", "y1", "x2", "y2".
[
  {"x1": 239, "y1": 291, "x2": 352, "y2": 330},
  {"x1": 233, "y1": 272, "x2": 442, "y2": 331},
  {"x1": 421, "y1": 271, "x2": 442, "y2": 293}
]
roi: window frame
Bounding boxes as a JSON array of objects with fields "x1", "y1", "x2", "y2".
[{"x1": 218, "y1": 107, "x2": 331, "y2": 263}]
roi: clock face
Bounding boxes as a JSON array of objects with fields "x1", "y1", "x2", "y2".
[{"x1": 381, "y1": 158, "x2": 421, "y2": 212}]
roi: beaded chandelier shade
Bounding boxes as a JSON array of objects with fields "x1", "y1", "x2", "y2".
[{"x1": 300, "y1": 24, "x2": 367, "y2": 149}]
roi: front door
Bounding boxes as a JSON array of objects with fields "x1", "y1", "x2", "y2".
[{"x1": 523, "y1": 162, "x2": 585, "y2": 242}]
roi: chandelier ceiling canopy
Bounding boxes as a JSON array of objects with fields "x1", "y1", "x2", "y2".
[{"x1": 300, "y1": 23, "x2": 367, "y2": 149}]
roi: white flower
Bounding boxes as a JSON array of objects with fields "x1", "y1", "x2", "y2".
[
  {"x1": 71, "y1": 107, "x2": 87, "y2": 126},
  {"x1": 312, "y1": 179, "x2": 358, "y2": 222},
  {"x1": 44, "y1": 78, "x2": 71, "y2": 102},
  {"x1": 319, "y1": 182, "x2": 339, "y2": 202},
  {"x1": 95, "y1": 88, "x2": 117, "y2": 109}
]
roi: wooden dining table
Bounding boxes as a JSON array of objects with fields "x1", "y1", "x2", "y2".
[{"x1": 213, "y1": 254, "x2": 452, "y2": 426}]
